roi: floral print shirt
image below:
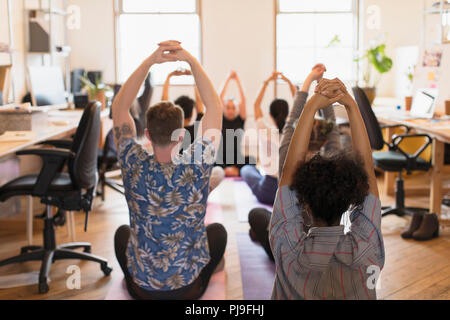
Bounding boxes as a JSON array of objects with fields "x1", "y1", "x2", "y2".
[{"x1": 118, "y1": 137, "x2": 216, "y2": 291}]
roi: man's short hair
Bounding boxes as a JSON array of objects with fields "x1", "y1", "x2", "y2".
[
  {"x1": 175, "y1": 95, "x2": 195, "y2": 120},
  {"x1": 146, "y1": 101, "x2": 184, "y2": 146}
]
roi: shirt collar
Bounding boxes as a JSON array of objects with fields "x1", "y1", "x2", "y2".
[{"x1": 307, "y1": 225, "x2": 345, "y2": 237}]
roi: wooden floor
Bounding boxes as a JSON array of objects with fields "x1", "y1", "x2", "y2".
[{"x1": 0, "y1": 173, "x2": 449, "y2": 300}]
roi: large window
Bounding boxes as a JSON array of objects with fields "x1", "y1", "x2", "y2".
[
  {"x1": 117, "y1": 0, "x2": 201, "y2": 85},
  {"x1": 276, "y1": 0, "x2": 358, "y2": 84}
]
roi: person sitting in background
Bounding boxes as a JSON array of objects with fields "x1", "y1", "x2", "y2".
[
  {"x1": 270, "y1": 77, "x2": 384, "y2": 300},
  {"x1": 240, "y1": 71, "x2": 294, "y2": 205},
  {"x1": 162, "y1": 69, "x2": 205, "y2": 149},
  {"x1": 217, "y1": 70, "x2": 252, "y2": 177},
  {"x1": 248, "y1": 64, "x2": 340, "y2": 260},
  {"x1": 112, "y1": 41, "x2": 227, "y2": 300},
  {"x1": 162, "y1": 69, "x2": 225, "y2": 192}
]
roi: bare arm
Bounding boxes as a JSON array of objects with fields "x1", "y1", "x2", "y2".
[
  {"x1": 161, "y1": 72, "x2": 172, "y2": 101},
  {"x1": 234, "y1": 73, "x2": 247, "y2": 120},
  {"x1": 279, "y1": 93, "x2": 342, "y2": 187},
  {"x1": 254, "y1": 79, "x2": 272, "y2": 121},
  {"x1": 112, "y1": 43, "x2": 179, "y2": 149},
  {"x1": 316, "y1": 79, "x2": 379, "y2": 198},
  {"x1": 220, "y1": 73, "x2": 233, "y2": 103},
  {"x1": 280, "y1": 74, "x2": 297, "y2": 98},
  {"x1": 194, "y1": 86, "x2": 205, "y2": 115},
  {"x1": 278, "y1": 65, "x2": 327, "y2": 177},
  {"x1": 165, "y1": 45, "x2": 223, "y2": 150}
]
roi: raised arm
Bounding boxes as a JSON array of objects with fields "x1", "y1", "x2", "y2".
[
  {"x1": 254, "y1": 73, "x2": 277, "y2": 120},
  {"x1": 162, "y1": 69, "x2": 192, "y2": 101},
  {"x1": 279, "y1": 92, "x2": 343, "y2": 187},
  {"x1": 278, "y1": 64, "x2": 327, "y2": 177},
  {"x1": 233, "y1": 72, "x2": 247, "y2": 120},
  {"x1": 194, "y1": 86, "x2": 205, "y2": 116},
  {"x1": 280, "y1": 73, "x2": 297, "y2": 98},
  {"x1": 161, "y1": 72, "x2": 173, "y2": 101},
  {"x1": 316, "y1": 78, "x2": 379, "y2": 198},
  {"x1": 164, "y1": 43, "x2": 223, "y2": 150},
  {"x1": 220, "y1": 72, "x2": 233, "y2": 103},
  {"x1": 112, "y1": 43, "x2": 178, "y2": 149}
]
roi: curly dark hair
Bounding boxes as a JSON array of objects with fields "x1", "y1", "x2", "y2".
[{"x1": 290, "y1": 151, "x2": 370, "y2": 226}]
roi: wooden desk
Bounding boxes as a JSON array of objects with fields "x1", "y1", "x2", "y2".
[
  {"x1": 373, "y1": 106, "x2": 450, "y2": 220},
  {"x1": 0, "y1": 108, "x2": 111, "y2": 159}
]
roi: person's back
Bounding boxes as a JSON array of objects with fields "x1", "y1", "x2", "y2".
[
  {"x1": 119, "y1": 131, "x2": 214, "y2": 290},
  {"x1": 271, "y1": 177, "x2": 383, "y2": 300},
  {"x1": 271, "y1": 77, "x2": 384, "y2": 300},
  {"x1": 112, "y1": 41, "x2": 226, "y2": 300}
]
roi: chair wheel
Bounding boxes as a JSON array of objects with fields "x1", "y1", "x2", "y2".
[
  {"x1": 83, "y1": 247, "x2": 91, "y2": 253},
  {"x1": 39, "y1": 282, "x2": 49, "y2": 294},
  {"x1": 101, "y1": 264, "x2": 112, "y2": 276}
]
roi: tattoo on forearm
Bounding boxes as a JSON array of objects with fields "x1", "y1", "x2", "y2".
[{"x1": 114, "y1": 124, "x2": 134, "y2": 145}]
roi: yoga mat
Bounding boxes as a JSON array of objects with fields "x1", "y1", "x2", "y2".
[
  {"x1": 232, "y1": 180, "x2": 273, "y2": 222},
  {"x1": 104, "y1": 270, "x2": 226, "y2": 300},
  {"x1": 205, "y1": 202, "x2": 223, "y2": 225},
  {"x1": 236, "y1": 232, "x2": 275, "y2": 300}
]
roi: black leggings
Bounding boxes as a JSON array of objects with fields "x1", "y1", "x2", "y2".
[
  {"x1": 114, "y1": 223, "x2": 227, "y2": 300},
  {"x1": 248, "y1": 208, "x2": 274, "y2": 261}
]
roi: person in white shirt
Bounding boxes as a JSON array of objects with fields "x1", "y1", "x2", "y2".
[{"x1": 240, "y1": 72, "x2": 294, "y2": 205}]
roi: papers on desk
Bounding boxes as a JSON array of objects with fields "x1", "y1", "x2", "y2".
[
  {"x1": 0, "y1": 131, "x2": 36, "y2": 142},
  {"x1": 0, "y1": 103, "x2": 32, "y2": 113}
]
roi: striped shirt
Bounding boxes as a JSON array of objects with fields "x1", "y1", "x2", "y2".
[
  {"x1": 270, "y1": 90, "x2": 385, "y2": 300},
  {"x1": 269, "y1": 186, "x2": 384, "y2": 300}
]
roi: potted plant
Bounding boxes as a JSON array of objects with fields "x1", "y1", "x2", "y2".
[
  {"x1": 405, "y1": 65, "x2": 415, "y2": 111},
  {"x1": 355, "y1": 44, "x2": 393, "y2": 105},
  {"x1": 79, "y1": 73, "x2": 111, "y2": 111}
]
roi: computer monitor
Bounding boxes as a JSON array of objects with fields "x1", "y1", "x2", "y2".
[
  {"x1": 410, "y1": 88, "x2": 439, "y2": 119},
  {"x1": 28, "y1": 66, "x2": 67, "y2": 107}
]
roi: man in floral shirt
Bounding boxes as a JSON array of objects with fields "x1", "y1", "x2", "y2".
[{"x1": 112, "y1": 41, "x2": 226, "y2": 300}]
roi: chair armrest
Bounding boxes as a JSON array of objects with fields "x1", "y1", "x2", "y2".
[
  {"x1": 38, "y1": 139, "x2": 72, "y2": 149},
  {"x1": 390, "y1": 133, "x2": 433, "y2": 167},
  {"x1": 380, "y1": 124, "x2": 410, "y2": 134},
  {"x1": 16, "y1": 148, "x2": 75, "y2": 196},
  {"x1": 17, "y1": 147, "x2": 75, "y2": 159}
]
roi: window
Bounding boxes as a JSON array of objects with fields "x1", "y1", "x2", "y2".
[
  {"x1": 117, "y1": 0, "x2": 201, "y2": 85},
  {"x1": 276, "y1": 0, "x2": 358, "y2": 85}
]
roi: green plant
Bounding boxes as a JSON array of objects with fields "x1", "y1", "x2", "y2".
[
  {"x1": 79, "y1": 73, "x2": 110, "y2": 96},
  {"x1": 406, "y1": 65, "x2": 415, "y2": 84},
  {"x1": 356, "y1": 44, "x2": 393, "y2": 88},
  {"x1": 326, "y1": 35, "x2": 341, "y2": 48}
]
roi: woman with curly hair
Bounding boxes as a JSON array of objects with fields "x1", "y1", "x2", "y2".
[
  {"x1": 268, "y1": 78, "x2": 384, "y2": 300},
  {"x1": 248, "y1": 64, "x2": 341, "y2": 259}
]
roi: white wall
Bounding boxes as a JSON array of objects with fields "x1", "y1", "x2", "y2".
[
  {"x1": 360, "y1": 0, "x2": 424, "y2": 97},
  {"x1": 67, "y1": 0, "x2": 116, "y2": 85},
  {"x1": 3, "y1": 0, "x2": 432, "y2": 105}
]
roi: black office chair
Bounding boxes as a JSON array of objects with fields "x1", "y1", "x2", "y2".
[
  {"x1": 0, "y1": 102, "x2": 112, "y2": 294},
  {"x1": 97, "y1": 129, "x2": 124, "y2": 200},
  {"x1": 96, "y1": 73, "x2": 153, "y2": 200},
  {"x1": 352, "y1": 87, "x2": 433, "y2": 217}
]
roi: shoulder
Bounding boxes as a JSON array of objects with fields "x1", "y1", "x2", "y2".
[
  {"x1": 118, "y1": 138, "x2": 147, "y2": 165},
  {"x1": 274, "y1": 185, "x2": 299, "y2": 212},
  {"x1": 178, "y1": 137, "x2": 216, "y2": 167}
]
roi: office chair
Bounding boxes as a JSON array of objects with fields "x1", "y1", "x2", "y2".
[
  {"x1": 96, "y1": 73, "x2": 153, "y2": 200},
  {"x1": 352, "y1": 87, "x2": 433, "y2": 217},
  {"x1": 97, "y1": 129, "x2": 124, "y2": 200},
  {"x1": 0, "y1": 102, "x2": 112, "y2": 294}
]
